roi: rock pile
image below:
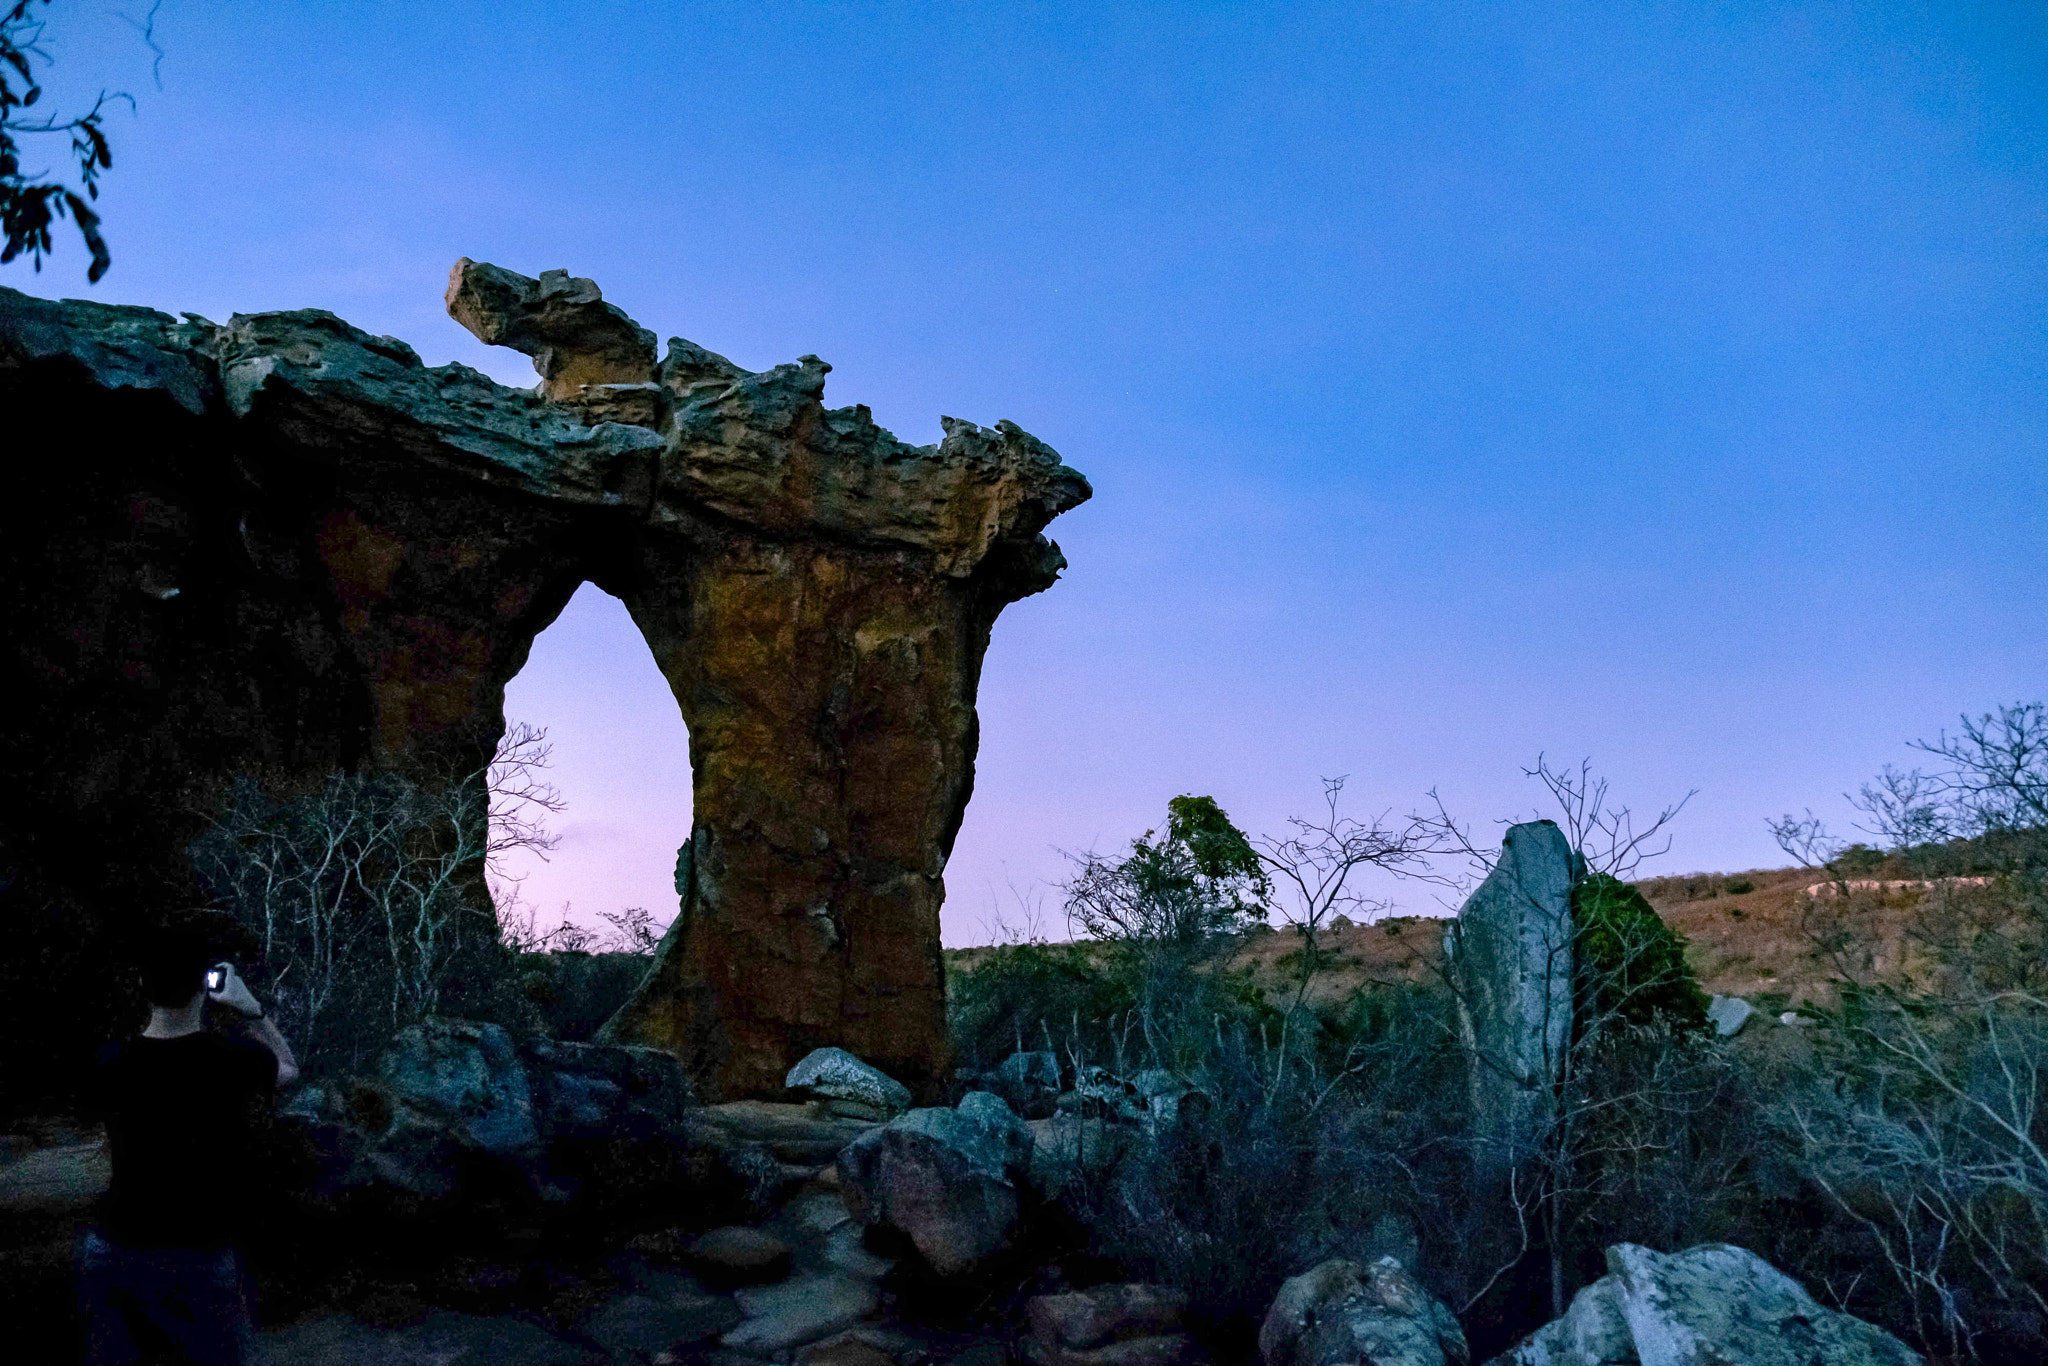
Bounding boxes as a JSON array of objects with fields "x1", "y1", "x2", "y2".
[{"x1": 281, "y1": 1016, "x2": 696, "y2": 1218}]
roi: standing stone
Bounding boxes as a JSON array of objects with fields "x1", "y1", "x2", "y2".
[{"x1": 1447, "y1": 820, "x2": 1576, "y2": 1171}]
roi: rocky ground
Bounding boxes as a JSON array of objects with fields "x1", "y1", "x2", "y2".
[
  {"x1": 0, "y1": 1100, "x2": 1015, "y2": 1366},
  {"x1": 3, "y1": 1039, "x2": 1926, "y2": 1366}
]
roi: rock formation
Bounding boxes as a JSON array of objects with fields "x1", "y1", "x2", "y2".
[
  {"x1": 1447, "y1": 821, "x2": 1577, "y2": 1170},
  {"x1": 1261, "y1": 1257, "x2": 1470, "y2": 1366},
  {"x1": 0, "y1": 262, "x2": 1089, "y2": 1101},
  {"x1": 1487, "y1": 1243, "x2": 1921, "y2": 1366}
]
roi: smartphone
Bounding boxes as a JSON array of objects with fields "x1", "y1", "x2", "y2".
[{"x1": 206, "y1": 967, "x2": 227, "y2": 993}]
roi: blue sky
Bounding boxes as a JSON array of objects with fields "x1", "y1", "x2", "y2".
[{"x1": 17, "y1": 1, "x2": 2045, "y2": 943}]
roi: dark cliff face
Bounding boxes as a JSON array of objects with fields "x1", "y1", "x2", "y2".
[{"x1": 0, "y1": 264, "x2": 1089, "y2": 1102}]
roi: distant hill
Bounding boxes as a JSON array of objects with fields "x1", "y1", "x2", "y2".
[{"x1": 945, "y1": 861, "x2": 2004, "y2": 1016}]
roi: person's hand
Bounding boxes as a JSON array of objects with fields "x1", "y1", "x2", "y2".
[{"x1": 207, "y1": 962, "x2": 263, "y2": 1019}]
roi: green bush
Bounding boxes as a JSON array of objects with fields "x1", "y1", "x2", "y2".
[
  {"x1": 1572, "y1": 873, "x2": 1709, "y2": 1031},
  {"x1": 1722, "y1": 876, "x2": 1754, "y2": 895}
]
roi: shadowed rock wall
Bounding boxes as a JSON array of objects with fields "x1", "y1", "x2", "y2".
[{"x1": 0, "y1": 263, "x2": 1087, "y2": 1102}]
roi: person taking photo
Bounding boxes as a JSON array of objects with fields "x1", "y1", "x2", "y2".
[{"x1": 80, "y1": 917, "x2": 299, "y2": 1366}]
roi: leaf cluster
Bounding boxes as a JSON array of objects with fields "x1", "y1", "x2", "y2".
[
  {"x1": 2, "y1": 2, "x2": 119, "y2": 281},
  {"x1": 1063, "y1": 795, "x2": 1270, "y2": 950},
  {"x1": 1571, "y1": 872, "x2": 1708, "y2": 1031}
]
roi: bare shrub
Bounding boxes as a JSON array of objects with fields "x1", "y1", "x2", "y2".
[{"x1": 191, "y1": 723, "x2": 562, "y2": 1074}]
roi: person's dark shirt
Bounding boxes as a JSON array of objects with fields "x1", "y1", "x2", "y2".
[{"x1": 91, "y1": 1029, "x2": 278, "y2": 1249}]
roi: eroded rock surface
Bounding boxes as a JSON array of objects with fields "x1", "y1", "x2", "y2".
[
  {"x1": 446, "y1": 257, "x2": 658, "y2": 399},
  {"x1": 1028, "y1": 1284, "x2": 1196, "y2": 1366},
  {"x1": 0, "y1": 265, "x2": 1088, "y2": 1102},
  {"x1": 1261, "y1": 1257, "x2": 1469, "y2": 1366}
]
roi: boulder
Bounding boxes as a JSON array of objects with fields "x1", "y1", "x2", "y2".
[
  {"x1": 1447, "y1": 821, "x2": 1577, "y2": 1171},
  {"x1": 836, "y1": 1092, "x2": 1035, "y2": 1277},
  {"x1": 519, "y1": 1034, "x2": 693, "y2": 1139},
  {"x1": 1488, "y1": 1243, "x2": 1921, "y2": 1366},
  {"x1": 1027, "y1": 1114, "x2": 1132, "y2": 1199},
  {"x1": 1029, "y1": 1283, "x2": 1192, "y2": 1365},
  {"x1": 365, "y1": 1019, "x2": 541, "y2": 1197},
  {"x1": 1705, "y1": 995, "x2": 1755, "y2": 1038},
  {"x1": 1489, "y1": 1275, "x2": 1632, "y2": 1366},
  {"x1": 684, "y1": 1226, "x2": 794, "y2": 1289},
  {"x1": 1131, "y1": 1071, "x2": 1208, "y2": 1133},
  {"x1": 1057, "y1": 1067, "x2": 1142, "y2": 1124},
  {"x1": 1260, "y1": 1257, "x2": 1469, "y2": 1366},
  {"x1": 380, "y1": 1018, "x2": 540, "y2": 1159},
  {"x1": 989, "y1": 1050, "x2": 1063, "y2": 1119},
  {"x1": 277, "y1": 1017, "x2": 700, "y2": 1215},
  {"x1": 787, "y1": 1047, "x2": 915, "y2": 1117}
]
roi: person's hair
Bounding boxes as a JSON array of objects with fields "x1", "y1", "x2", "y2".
[{"x1": 138, "y1": 917, "x2": 220, "y2": 1008}]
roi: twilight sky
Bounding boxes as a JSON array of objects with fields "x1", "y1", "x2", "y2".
[{"x1": 16, "y1": 2, "x2": 2044, "y2": 945}]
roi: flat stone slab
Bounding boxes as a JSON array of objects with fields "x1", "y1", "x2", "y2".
[
  {"x1": 799, "y1": 1336, "x2": 899, "y2": 1366},
  {"x1": 581, "y1": 1285, "x2": 742, "y2": 1360},
  {"x1": 691, "y1": 1102, "x2": 880, "y2": 1165},
  {"x1": 784, "y1": 1189, "x2": 856, "y2": 1236},
  {"x1": 687, "y1": 1226, "x2": 795, "y2": 1288},
  {"x1": 725, "y1": 1272, "x2": 881, "y2": 1353},
  {"x1": 1707, "y1": 994, "x2": 1756, "y2": 1037},
  {"x1": 260, "y1": 1311, "x2": 600, "y2": 1366}
]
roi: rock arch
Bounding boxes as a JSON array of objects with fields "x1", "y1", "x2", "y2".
[{"x1": 0, "y1": 262, "x2": 1088, "y2": 1100}]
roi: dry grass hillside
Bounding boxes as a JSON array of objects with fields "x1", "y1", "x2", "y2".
[{"x1": 947, "y1": 861, "x2": 2004, "y2": 1014}]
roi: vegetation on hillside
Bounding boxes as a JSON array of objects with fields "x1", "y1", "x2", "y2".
[{"x1": 950, "y1": 705, "x2": 2048, "y2": 1364}]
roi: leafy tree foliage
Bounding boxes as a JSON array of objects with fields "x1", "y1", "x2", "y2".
[
  {"x1": 1571, "y1": 872, "x2": 1708, "y2": 1030},
  {"x1": 3, "y1": 1, "x2": 121, "y2": 281},
  {"x1": 1064, "y1": 795, "x2": 1270, "y2": 947}
]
